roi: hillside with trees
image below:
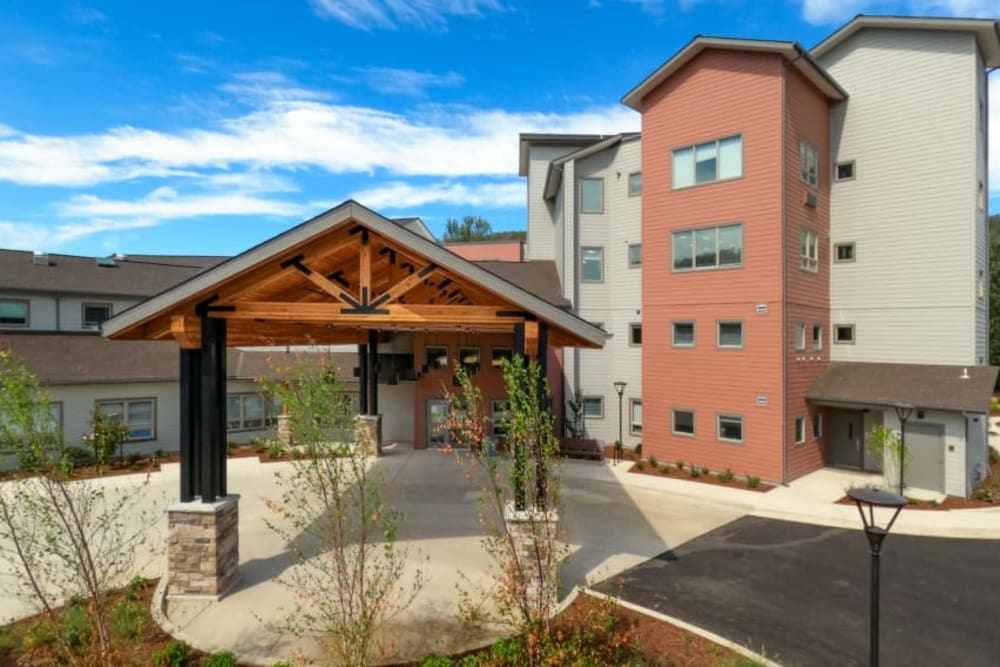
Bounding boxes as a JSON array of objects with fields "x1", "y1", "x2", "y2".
[{"x1": 442, "y1": 216, "x2": 526, "y2": 243}]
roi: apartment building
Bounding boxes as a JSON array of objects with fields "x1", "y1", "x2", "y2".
[{"x1": 522, "y1": 15, "x2": 999, "y2": 496}]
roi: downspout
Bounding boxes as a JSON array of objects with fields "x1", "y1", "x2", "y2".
[{"x1": 780, "y1": 62, "x2": 789, "y2": 485}]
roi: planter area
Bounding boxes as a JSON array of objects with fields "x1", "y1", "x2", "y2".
[{"x1": 624, "y1": 455, "x2": 775, "y2": 493}]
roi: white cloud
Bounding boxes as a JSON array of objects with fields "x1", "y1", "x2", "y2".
[
  {"x1": 358, "y1": 67, "x2": 465, "y2": 96},
  {"x1": 0, "y1": 218, "x2": 159, "y2": 251},
  {"x1": 349, "y1": 179, "x2": 524, "y2": 209},
  {"x1": 309, "y1": 0, "x2": 503, "y2": 31},
  {"x1": 801, "y1": 0, "x2": 999, "y2": 25},
  {"x1": 56, "y1": 188, "x2": 306, "y2": 221}
]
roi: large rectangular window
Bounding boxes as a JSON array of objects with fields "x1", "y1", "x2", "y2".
[
  {"x1": 96, "y1": 398, "x2": 156, "y2": 441},
  {"x1": 717, "y1": 321, "x2": 743, "y2": 349},
  {"x1": 672, "y1": 135, "x2": 743, "y2": 188},
  {"x1": 717, "y1": 414, "x2": 744, "y2": 443},
  {"x1": 672, "y1": 223, "x2": 742, "y2": 271},
  {"x1": 672, "y1": 409, "x2": 695, "y2": 436},
  {"x1": 800, "y1": 141, "x2": 818, "y2": 187},
  {"x1": 227, "y1": 393, "x2": 266, "y2": 431},
  {"x1": 0, "y1": 299, "x2": 28, "y2": 327},
  {"x1": 580, "y1": 178, "x2": 604, "y2": 213},
  {"x1": 581, "y1": 247, "x2": 604, "y2": 282},
  {"x1": 672, "y1": 321, "x2": 695, "y2": 347},
  {"x1": 630, "y1": 399, "x2": 642, "y2": 435},
  {"x1": 800, "y1": 229, "x2": 818, "y2": 272}
]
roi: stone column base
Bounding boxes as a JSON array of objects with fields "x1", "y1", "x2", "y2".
[
  {"x1": 167, "y1": 495, "x2": 240, "y2": 599},
  {"x1": 356, "y1": 414, "x2": 383, "y2": 456},
  {"x1": 504, "y1": 502, "x2": 560, "y2": 615},
  {"x1": 276, "y1": 414, "x2": 292, "y2": 448}
]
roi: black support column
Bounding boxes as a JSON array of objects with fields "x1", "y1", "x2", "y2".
[
  {"x1": 178, "y1": 348, "x2": 201, "y2": 503},
  {"x1": 198, "y1": 315, "x2": 227, "y2": 503},
  {"x1": 358, "y1": 342, "x2": 369, "y2": 414},
  {"x1": 367, "y1": 329, "x2": 379, "y2": 415}
]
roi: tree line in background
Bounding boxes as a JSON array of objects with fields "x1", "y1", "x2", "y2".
[{"x1": 442, "y1": 216, "x2": 526, "y2": 243}]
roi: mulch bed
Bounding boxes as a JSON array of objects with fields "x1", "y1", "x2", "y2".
[
  {"x1": 623, "y1": 458, "x2": 774, "y2": 493},
  {"x1": 834, "y1": 457, "x2": 1000, "y2": 511}
]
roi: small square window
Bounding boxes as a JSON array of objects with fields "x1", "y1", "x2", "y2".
[
  {"x1": 426, "y1": 345, "x2": 449, "y2": 370},
  {"x1": 628, "y1": 244, "x2": 642, "y2": 268},
  {"x1": 629, "y1": 399, "x2": 642, "y2": 435},
  {"x1": 580, "y1": 178, "x2": 604, "y2": 213},
  {"x1": 834, "y1": 325, "x2": 855, "y2": 344},
  {"x1": 717, "y1": 321, "x2": 743, "y2": 349},
  {"x1": 812, "y1": 413, "x2": 822, "y2": 439},
  {"x1": 672, "y1": 409, "x2": 695, "y2": 436},
  {"x1": 628, "y1": 172, "x2": 641, "y2": 197},
  {"x1": 795, "y1": 323, "x2": 806, "y2": 351},
  {"x1": 673, "y1": 321, "x2": 695, "y2": 347},
  {"x1": 491, "y1": 347, "x2": 513, "y2": 368},
  {"x1": 581, "y1": 247, "x2": 604, "y2": 282},
  {"x1": 812, "y1": 325, "x2": 823, "y2": 351},
  {"x1": 629, "y1": 323, "x2": 642, "y2": 346},
  {"x1": 835, "y1": 161, "x2": 855, "y2": 181},
  {"x1": 717, "y1": 414, "x2": 743, "y2": 443},
  {"x1": 459, "y1": 347, "x2": 480, "y2": 374},
  {"x1": 82, "y1": 303, "x2": 112, "y2": 329},
  {"x1": 582, "y1": 396, "x2": 604, "y2": 419},
  {"x1": 834, "y1": 243, "x2": 855, "y2": 263},
  {"x1": 0, "y1": 299, "x2": 29, "y2": 327},
  {"x1": 795, "y1": 416, "x2": 806, "y2": 444}
]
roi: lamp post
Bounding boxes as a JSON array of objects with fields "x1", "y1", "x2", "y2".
[
  {"x1": 613, "y1": 381, "x2": 626, "y2": 464},
  {"x1": 892, "y1": 404, "x2": 914, "y2": 496},
  {"x1": 847, "y1": 487, "x2": 906, "y2": 667}
]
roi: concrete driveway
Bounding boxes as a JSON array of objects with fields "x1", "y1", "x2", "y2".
[{"x1": 594, "y1": 515, "x2": 1000, "y2": 667}]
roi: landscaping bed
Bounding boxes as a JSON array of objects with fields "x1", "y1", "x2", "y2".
[{"x1": 625, "y1": 456, "x2": 774, "y2": 493}]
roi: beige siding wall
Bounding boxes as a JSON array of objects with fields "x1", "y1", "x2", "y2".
[
  {"x1": 0, "y1": 292, "x2": 140, "y2": 332},
  {"x1": 525, "y1": 145, "x2": 571, "y2": 262},
  {"x1": 820, "y1": 29, "x2": 982, "y2": 365}
]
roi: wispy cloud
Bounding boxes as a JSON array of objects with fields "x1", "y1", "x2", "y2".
[
  {"x1": 800, "y1": 0, "x2": 998, "y2": 25},
  {"x1": 56, "y1": 187, "x2": 306, "y2": 221},
  {"x1": 358, "y1": 67, "x2": 465, "y2": 96},
  {"x1": 308, "y1": 0, "x2": 504, "y2": 31},
  {"x1": 65, "y1": 5, "x2": 109, "y2": 26},
  {"x1": 0, "y1": 218, "x2": 159, "y2": 251},
  {"x1": 349, "y1": 179, "x2": 524, "y2": 209}
]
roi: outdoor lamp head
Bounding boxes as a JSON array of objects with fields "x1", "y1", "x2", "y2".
[
  {"x1": 847, "y1": 487, "x2": 906, "y2": 549},
  {"x1": 613, "y1": 381, "x2": 627, "y2": 396}
]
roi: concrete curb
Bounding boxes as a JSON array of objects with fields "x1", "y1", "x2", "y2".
[{"x1": 582, "y1": 587, "x2": 782, "y2": 667}]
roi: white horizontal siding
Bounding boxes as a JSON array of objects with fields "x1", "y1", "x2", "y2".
[{"x1": 526, "y1": 145, "x2": 574, "y2": 262}]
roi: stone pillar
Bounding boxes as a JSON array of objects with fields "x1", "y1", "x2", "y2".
[
  {"x1": 356, "y1": 414, "x2": 383, "y2": 456},
  {"x1": 167, "y1": 495, "x2": 240, "y2": 599},
  {"x1": 276, "y1": 414, "x2": 292, "y2": 448},
  {"x1": 504, "y1": 503, "x2": 559, "y2": 616}
]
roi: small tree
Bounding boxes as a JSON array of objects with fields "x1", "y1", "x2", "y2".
[
  {"x1": 867, "y1": 424, "x2": 911, "y2": 494},
  {"x1": 261, "y1": 357, "x2": 425, "y2": 667},
  {"x1": 444, "y1": 356, "x2": 566, "y2": 661},
  {"x1": 565, "y1": 390, "x2": 585, "y2": 439},
  {"x1": 83, "y1": 409, "x2": 130, "y2": 471}
]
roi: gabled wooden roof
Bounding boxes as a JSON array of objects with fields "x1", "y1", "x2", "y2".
[{"x1": 103, "y1": 200, "x2": 606, "y2": 350}]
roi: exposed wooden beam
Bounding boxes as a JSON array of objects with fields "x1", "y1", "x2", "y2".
[
  {"x1": 359, "y1": 230, "x2": 372, "y2": 305},
  {"x1": 216, "y1": 302, "x2": 527, "y2": 327},
  {"x1": 171, "y1": 316, "x2": 201, "y2": 349},
  {"x1": 290, "y1": 259, "x2": 361, "y2": 308},
  {"x1": 370, "y1": 264, "x2": 438, "y2": 308},
  {"x1": 525, "y1": 320, "x2": 539, "y2": 356}
]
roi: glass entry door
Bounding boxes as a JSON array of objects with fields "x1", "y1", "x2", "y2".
[{"x1": 426, "y1": 398, "x2": 450, "y2": 448}]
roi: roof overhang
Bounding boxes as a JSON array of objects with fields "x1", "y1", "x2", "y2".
[
  {"x1": 812, "y1": 15, "x2": 1000, "y2": 67},
  {"x1": 103, "y1": 200, "x2": 607, "y2": 350},
  {"x1": 517, "y1": 133, "x2": 607, "y2": 176},
  {"x1": 622, "y1": 36, "x2": 847, "y2": 111},
  {"x1": 542, "y1": 133, "x2": 640, "y2": 201}
]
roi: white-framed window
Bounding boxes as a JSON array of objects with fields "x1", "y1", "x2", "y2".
[
  {"x1": 425, "y1": 345, "x2": 449, "y2": 370},
  {"x1": 629, "y1": 399, "x2": 642, "y2": 435},
  {"x1": 629, "y1": 323, "x2": 642, "y2": 346},
  {"x1": 672, "y1": 135, "x2": 743, "y2": 188},
  {"x1": 834, "y1": 324, "x2": 855, "y2": 344},
  {"x1": 96, "y1": 398, "x2": 156, "y2": 441},
  {"x1": 491, "y1": 347, "x2": 512, "y2": 368},
  {"x1": 800, "y1": 229, "x2": 819, "y2": 272},
  {"x1": 794, "y1": 416, "x2": 806, "y2": 444},
  {"x1": 459, "y1": 346, "x2": 480, "y2": 374},
  {"x1": 672, "y1": 223, "x2": 742, "y2": 271},
  {"x1": 812, "y1": 413, "x2": 822, "y2": 439},
  {"x1": 82, "y1": 302, "x2": 112, "y2": 329},
  {"x1": 582, "y1": 396, "x2": 604, "y2": 419},
  {"x1": 717, "y1": 414, "x2": 744, "y2": 443},
  {"x1": 580, "y1": 178, "x2": 604, "y2": 213},
  {"x1": 227, "y1": 393, "x2": 267, "y2": 431},
  {"x1": 672, "y1": 409, "x2": 695, "y2": 436},
  {"x1": 835, "y1": 161, "x2": 855, "y2": 181},
  {"x1": 0, "y1": 299, "x2": 29, "y2": 327},
  {"x1": 717, "y1": 321, "x2": 743, "y2": 349},
  {"x1": 628, "y1": 172, "x2": 642, "y2": 197},
  {"x1": 800, "y1": 140, "x2": 818, "y2": 187},
  {"x1": 834, "y1": 242, "x2": 855, "y2": 263},
  {"x1": 491, "y1": 399, "x2": 510, "y2": 437},
  {"x1": 581, "y1": 247, "x2": 604, "y2": 282},
  {"x1": 628, "y1": 243, "x2": 642, "y2": 268},
  {"x1": 673, "y1": 321, "x2": 695, "y2": 347},
  {"x1": 795, "y1": 323, "x2": 806, "y2": 351},
  {"x1": 812, "y1": 324, "x2": 823, "y2": 351}
]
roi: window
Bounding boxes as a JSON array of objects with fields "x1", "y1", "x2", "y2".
[
  {"x1": 630, "y1": 399, "x2": 642, "y2": 435},
  {"x1": 979, "y1": 182, "x2": 986, "y2": 212},
  {"x1": 717, "y1": 321, "x2": 743, "y2": 349},
  {"x1": 227, "y1": 393, "x2": 267, "y2": 431},
  {"x1": 717, "y1": 414, "x2": 743, "y2": 443},
  {"x1": 580, "y1": 178, "x2": 604, "y2": 213},
  {"x1": 800, "y1": 141, "x2": 818, "y2": 187},
  {"x1": 673, "y1": 321, "x2": 695, "y2": 347},
  {"x1": 835, "y1": 161, "x2": 855, "y2": 181},
  {"x1": 834, "y1": 325, "x2": 855, "y2": 344},
  {"x1": 582, "y1": 396, "x2": 604, "y2": 419},
  {"x1": 812, "y1": 325, "x2": 823, "y2": 351},
  {"x1": 628, "y1": 172, "x2": 642, "y2": 197},
  {"x1": 0, "y1": 299, "x2": 28, "y2": 327},
  {"x1": 672, "y1": 223, "x2": 742, "y2": 271},
  {"x1": 96, "y1": 398, "x2": 155, "y2": 441},
  {"x1": 629, "y1": 323, "x2": 642, "y2": 346},
  {"x1": 581, "y1": 247, "x2": 604, "y2": 282},
  {"x1": 425, "y1": 345, "x2": 449, "y2": 370},
  {"x1": 834, "y1": 243, "x2": 855, "y2": 263},
  {"x1": 459, "y1": 347, "x2": 480, "y2": 375},
  {"x1": 82, "y1": 303, "x2": 112, "y2": 329},
  {"x1": 672, "y1": 409, "x2": 695, "y2": 436},
  {"x1": 794, "y1": 416, "x2": 806, "y2": 444},
  {"x1": 812, "y1": 413, "x2": 822, "y2": 439},
  {"x1": 628, "y1": 243, "x2": 642, "y2": 268},
  {"x1": 800, "y1": 229, "x2": 819, "y2": 272},
  {"x1": 672, "y1": 135, "x2": 742, "y2": 188},
  {"x1": 491, "y1": 399, "x2": 510, "y2": 437},
  {"x1": 795, "y1": 323, "x2": 806, "y2": 351},
  {"x1": 491, "y1": 347, "x2": 512, "y2": 368}
]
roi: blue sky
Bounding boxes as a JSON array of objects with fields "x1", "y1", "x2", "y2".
[{"x1": 0, "y1": 0, "x2": 996, "y2": 256}]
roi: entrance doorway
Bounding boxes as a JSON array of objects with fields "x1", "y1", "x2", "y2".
[
  {"x1": 426, "y1": 398, "x2": 450, "y2": 448},
  {"x1": 830, "y1": 409, "x2": 883, "y2": 472},
  {"x1": 906, "y1": 422, "x2": 945, "y2": 492}
]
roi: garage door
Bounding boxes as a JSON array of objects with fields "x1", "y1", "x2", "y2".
[{"x1": 906, "y1": 422, "x2": 945, "y2": 493}]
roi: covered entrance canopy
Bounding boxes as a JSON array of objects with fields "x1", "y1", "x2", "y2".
[{"x1": 104, "y1": 200, "x2": 606, "y2": 503}]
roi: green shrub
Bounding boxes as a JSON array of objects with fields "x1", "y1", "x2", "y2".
[
  {"x1": 200, "y1": 651, "x2": 238, "y2": 667},
  {"x1": 647, "y1": 455, "x2": 658, "y2": 468},
  {"x1": 0, "y1": 624, "x2": 22, "y2": 655},
  {"x1": 111, "y1": 599, "x2": 147, "y2": 639},
  {"x1": 489, "y1": 637, "x2": 527, "y2": 664},
  {"x1": 989, "y1": 448, "x2": 999, "y2": 465},
  {"x1": 153, "y1": 639, "x2": 191, "y2": 667},
  {"x1": 689, "y1": 466, "x2": 701, "y2": 478},
  {"x1": 126, "y1": 452, "x2": 143, "y2": 465},
  {"x1": 251, "y1": 437, "x2": 267, "y2": 454},
  {"x1": 25, "y1": 622, "x2": 57, "y2": 648},
  {"x1": 419, "y1": 654, "x2": 455, "y2": 667},
  {"x1": 675, "y1": 460, "x2": 685, "y2": 471},
  {"x1": 990, "y1": 396, "x2": 1000, "y2": 413},
  {"x1": 975, "y1": 487, "x2": 996, "y2": 504},
  {"x1": 154, "y1": 448, "x2": 165, "y2": 458},
  {"x1": 718, "y1": 468, "x2": 734, "y2": 482},
  {"x1": 659, "y1": 462, "x2": 671, "y2": 474},
  {"x1": 265, "y1": 441, "x2": 286, "y2": 458},
  {"x1": 62, "y1": 446, "x2": 95, "y2": 468},
  {"x1": 746, "y1": 475, "x2": 761, "y2": 489},
  {"x1": 700, "y1": 466, "x2": 710, "y2": 475},
  {"x1": 271, "y1": 662, "x2": 294, "y2": 667},
  {"x1": 634, "y1": 460, "x2": 646, "y2": 471},
  {"x1": 60, "y1": 597, "x2": 92, "y2": 648},
  {"x1": 634, "y1": 442, "x2": 642, "y2": 456}
]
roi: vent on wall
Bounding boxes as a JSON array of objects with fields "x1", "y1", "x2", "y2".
[
  {"x1": 804, "y1": 193, "x2": 818, "y2": 208},
  {"x1": 32, "y1": 251, "x2": 50, "y2": 266}
]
